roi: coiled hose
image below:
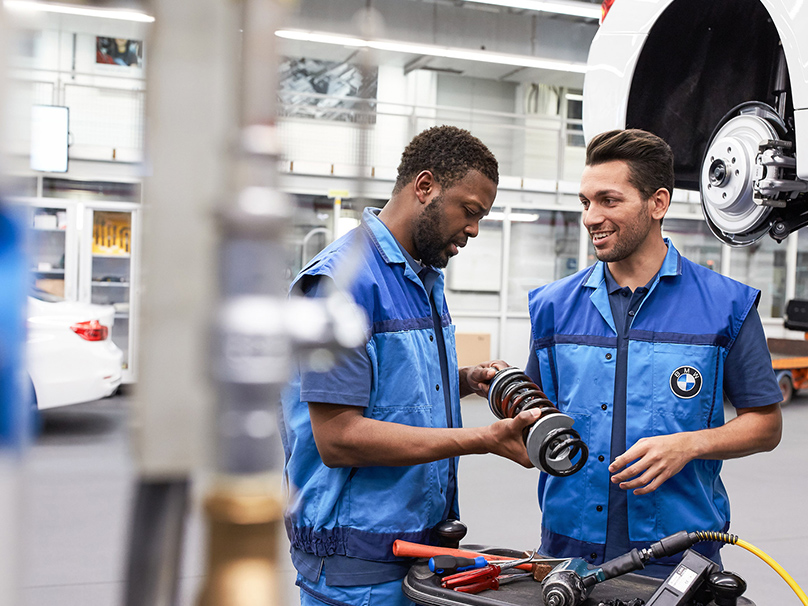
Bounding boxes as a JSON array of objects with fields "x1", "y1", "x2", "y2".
[{"x1": 691, "y1": 531, "x2": 807, "y2": 606}]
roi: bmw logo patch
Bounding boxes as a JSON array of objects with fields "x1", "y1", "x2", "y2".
[{"x1": 670, "y1": 366, "x2": 702, "y2": 399}]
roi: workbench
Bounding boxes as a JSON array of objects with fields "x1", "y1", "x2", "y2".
[{"x1": 402, "y1": 547, "x2": 756, "y2": 606}]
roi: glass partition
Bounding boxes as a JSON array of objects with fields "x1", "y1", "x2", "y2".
[
  {"x1": 445, "y1": 219, "x2": 503, "y2": 313},
  {"x1": 729, "y1": 237, "x2": 787, "y2": 318},
  {"x1": 662, "y1": 218, "x2": 722, "y2": 271},
  {"x1": 507, "y1": 210, "x2": 581, "y2": 311},
  {"x1": 795, "y1": 231, "x2": 808, "y2": 301}
]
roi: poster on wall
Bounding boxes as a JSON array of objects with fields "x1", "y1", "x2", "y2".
[
  {"x1": 278, "y1": 57, "x2": 377, "y2": 124},
  {"x1": 96, "y1": 37, "x2": 143, "y2": 68}
]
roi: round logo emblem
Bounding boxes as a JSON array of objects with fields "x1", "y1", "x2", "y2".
[{"x1": 670, "y1": 366, "x2": 702, "y2": 399}]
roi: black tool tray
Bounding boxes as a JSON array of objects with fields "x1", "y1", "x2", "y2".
[{"x1": 403, "y1": 546, "x2": 755, "y2": 606}]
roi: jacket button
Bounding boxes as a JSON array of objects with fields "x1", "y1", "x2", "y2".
[
  {"x1": 590, "y1": 553, "x2": 598, "y2": 560},
  {"x1": 596, "y1": 505, "x2": 603, "y2": 512},
  {"x1": 605, "y1": 353, "x2": 612, "y2": 360},
  {"x1": 429, "y1": 334, "x2": 434, "y2": 341},
  {"x1": 601, "y1": 404, "x2": 607, "y2": 411},
  {"x1": 598, "y1": 455, "x2": 605, "y2": 462},
  {"x1": 628, "y1": 310, "x2": 635, "y2": 317},
  {"x1": 436, "y1": 385, "x2": 440, "y2": 391}
]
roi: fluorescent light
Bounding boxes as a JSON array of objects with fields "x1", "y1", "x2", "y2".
[
  {"x1": 464, "y1": 0, "x2": 601, "y2": 19},
  {"x1": 276, "y1": 30, "x2": 587, "y2": 74},
  {"x1": 4, "y1": 0, "x2": 155, "y2": 22},
  {"x1": 484, "y1": 212, "x2": 540, "y2": 222}
]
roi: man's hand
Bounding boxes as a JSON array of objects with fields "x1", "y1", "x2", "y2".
[
  {"x1": 609, "y1": 433, "x2": 695, "y2": 495},
  {"x1": 308, "y1": 402, "x2": 541, "y2": 468},
  {"x1": 485, "y1": 408, "x2": 543, "y2": 467},
  {"x1": 609, "y1": 403, "x2": 782, "y2": 495},
  {"x1": 460, "y1": 359, "x2": 510, "y2": 398}
]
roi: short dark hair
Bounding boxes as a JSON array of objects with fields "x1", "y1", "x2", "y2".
[
  {"x1": 586, "y1": 129, "x2": 674, "y2": 200},
  {"x1": 393, "y1": 125, "x2": 499, "y2": 194}
]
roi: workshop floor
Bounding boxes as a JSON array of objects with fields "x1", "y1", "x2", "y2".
[{"x1": 18, "y1": 392, "x2": 808, "y2": 606}]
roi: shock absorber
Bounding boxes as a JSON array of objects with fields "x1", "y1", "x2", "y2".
[{"x1": 487, "y1": 367, "x2": 588, "y2": 476}]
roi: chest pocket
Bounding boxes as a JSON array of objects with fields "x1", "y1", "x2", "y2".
[
  {"x1": 645, "y1": 341, "x2": 722, "y2": 431},
  {"x1": 367, "y1": 329, "x2": 440, "y2": 426}
]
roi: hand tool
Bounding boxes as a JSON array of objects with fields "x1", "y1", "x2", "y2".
[
  {"x1": 393, "y1": 540, "x2": 538, "y2": 572},
  {"x1": 441, "y1": 549, "x2": 537, "y2": 586},
  {"x1": 428, "y1": 555, "x2": 488, "y2": 576},
  {"x1": 442, "y1": 554, "x2": 570, "y2": 588},
  {"x1": 453, "y1": 571, "x2": 533, "y2": 594}
]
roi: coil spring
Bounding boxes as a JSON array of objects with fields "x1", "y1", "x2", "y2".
[
  {"x1": 488, "y1": 367, "x2": 588, "y2": 476},
  {"x1": 488, "y1": 368, "x2": 557, "y2": 420},
  {"x1": 692, "y1": 531, "x2": 739, "y2": 545}
]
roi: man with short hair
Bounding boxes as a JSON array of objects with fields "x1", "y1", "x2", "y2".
[
  {"x1": 281, "y1": 125, "x2": 542, "y2": 605},
  {"x1": 526, "y1": 128, "x2": 782, "y2": 578}
]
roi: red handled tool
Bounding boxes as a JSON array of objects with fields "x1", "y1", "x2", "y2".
[
  {"x1": 442, "y1": 554, "x2": 570, "y2": 589},
  {"x1": 453, "y1": 571, "x2": 534, "y2": 594},
  {"x1": 442, "y1": 565, "x2": 501, "y2": 588},
  {"x1": 392, "y1": 540, "x2": 535, "y2": 572}
]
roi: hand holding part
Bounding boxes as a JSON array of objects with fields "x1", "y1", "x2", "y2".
[
  {"x1": 463, "y1": 359, "x2": 510, "y2": 396},
  {"x1": 487, "y1": 367, "x2": 588, "y2": 475}
]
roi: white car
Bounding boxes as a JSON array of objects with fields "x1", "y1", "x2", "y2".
[
  {"x1": 27, "y1": 289, "x2": 123, "y2": 410},
  {"x1": 584, "y1": 0, "x2": 808, "y2": 246}
]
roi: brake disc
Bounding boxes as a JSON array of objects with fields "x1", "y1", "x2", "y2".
[{"x1": 700, "y1": 102, "x2": 785, "y2": 246}]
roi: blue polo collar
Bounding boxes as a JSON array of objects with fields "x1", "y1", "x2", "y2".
[
  {"x1": 584, "y1": 238, "x2": 681, "y2": 290},
  {"x1": 360, "y1": 207, "x2": 443, "y2": 286},
  {"x1": 361, "y1": 207, "x2": 407, "y2": 267}
]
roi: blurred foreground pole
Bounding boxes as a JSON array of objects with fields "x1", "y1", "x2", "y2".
[
  {"x1": 196, "y1": 0, "x2": 294, "y2": 604},
  {"x1": 124, "y1": 0, "x2": 238, "y2": 605},
  {"x1": 125, "y1": 0, "x2": 296, "y2": 604},
  {"x1": 0, "y1": 4, "x2": 27, "y2": 606}
]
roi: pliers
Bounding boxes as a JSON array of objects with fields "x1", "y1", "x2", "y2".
[
  {"x1": 452, "y1": 571, "x2": 534, "y2": 594},
  {"x1": 441, "y1": 555, "x2": 571, "y2": 593}
]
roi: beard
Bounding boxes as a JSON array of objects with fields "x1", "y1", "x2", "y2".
[
  {"x1": 412, "y1": 194, "x2": 452, "y2": 268},
  {"x1": 592, "y1": 210, "x2": 655, "y2": 263}
]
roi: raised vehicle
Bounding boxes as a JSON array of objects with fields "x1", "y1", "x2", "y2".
[{"x1": 584, "y1": 0, "x2": 808, "y2": 246}]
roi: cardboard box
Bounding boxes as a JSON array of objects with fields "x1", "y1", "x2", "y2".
[
  {"x1": 455, "y1": 333, "x2": 491, "y2": 367},
  {"x1": 36, "y1": 278, "x2": 65, "y2": 298}
]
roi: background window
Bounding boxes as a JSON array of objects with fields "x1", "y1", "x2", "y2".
[
  {"x1": 507, "y1": 210, "x2": 580, "y2": 311},
  {"x1": 729, "y1": 237, "x2": 787, "y2": 318}
]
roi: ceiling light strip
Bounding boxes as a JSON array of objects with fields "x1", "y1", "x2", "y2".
[
  {"x1": 275, "y1": 30, "x2": 587, "y2": 74},
  {"x1": 463, "y1": 0, "x2": 601, "y2": 19},
  {"x1": 4, "y1": 0, "x2": 155, "y2": 22}
]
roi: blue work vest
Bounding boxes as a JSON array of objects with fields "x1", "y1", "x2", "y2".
[
  {"x1": 528, "y1": 242, "x2": 759, "y2": 565},
  {"x1": 280, "y1": 208, "x2": 461, "y2": 578}
]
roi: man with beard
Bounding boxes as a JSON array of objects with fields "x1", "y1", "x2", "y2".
[
  {"x1": 281, "y1": 125, "x2": 541, "y2": 606},
  {"x1": 525, "y1": 129, "x2": 783, "y2": 578}
]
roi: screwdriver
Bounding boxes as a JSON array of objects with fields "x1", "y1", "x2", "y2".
[
  {"x1": 429, "y1": 555, "x2": 488, "y2": 575},
  {"x1": 454, "y1": 571, "x2": 533, "y2": 594}
]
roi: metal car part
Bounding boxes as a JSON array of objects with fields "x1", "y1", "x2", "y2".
[
  {"x1": 699, "y1": 102, "x2": 808, "y2": 245},
  {"x1": 700, "y1": 103, "x2": 783, "y2": 245},
  {"x1": 487, "y1": 367, "x2": 588, "y2": 476}
]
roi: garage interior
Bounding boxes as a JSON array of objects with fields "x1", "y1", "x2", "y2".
[{"x1": 3, "y1": 0, "x2": 807, "y2": 605}]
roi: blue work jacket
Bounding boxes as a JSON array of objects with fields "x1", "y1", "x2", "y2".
[
  {"x1": 280, "y1": 208, "x2": 461, "y2": 583},
  {"x1": 528, "y1": 242, "x2": 759, "y2": 566}
]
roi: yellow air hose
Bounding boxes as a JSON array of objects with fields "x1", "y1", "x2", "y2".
[{"x1": 692, "y1": 531, "x2": 808, "y2": 606}]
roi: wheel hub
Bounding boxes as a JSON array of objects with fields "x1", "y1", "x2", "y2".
[{"x1": 700, "y1": 113, "x2": 780, "y2": 243}]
